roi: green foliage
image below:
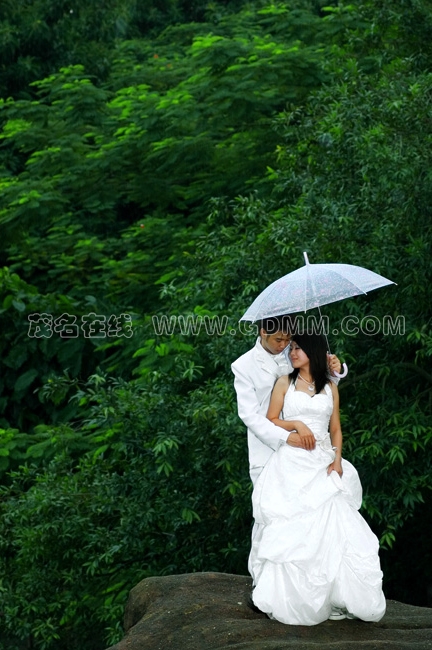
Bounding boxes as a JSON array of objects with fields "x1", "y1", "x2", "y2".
[
  {"x1": 0, "y1": 4, "x2": 335, "y2": 432},
  {"x1": 0, "y1": 372, "x2": 250, "y2": 649},
  {"x1": 1, "y1": 0, "x2": 432, "y2": 648},
  {"x1": 0, "y1": 5, "x2": 331, "y2": 234},
  {"x1": 0, "y1": 427, "x2": 29, "y2": 477},
  {"x1": 0, "y1": 0, "x2": 262, "y2": 99},
  {"x1": 0, "y1": 265, "x2": 140, "y2": 431}
]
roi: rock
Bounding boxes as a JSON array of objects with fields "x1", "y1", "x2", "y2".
[{"x1": 105, "y1": 572, "x2": 432, "y2": 650}]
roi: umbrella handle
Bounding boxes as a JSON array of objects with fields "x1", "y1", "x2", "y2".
[{"x1": 333, "y1": 362, "x2": 348, "y2": 379}]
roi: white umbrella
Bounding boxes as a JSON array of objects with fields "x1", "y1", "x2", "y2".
[
  {"x1": 241, "y1": 252, "x2": 395, "y2": 321},
  {"x1": 240, "y1": 252, "x2": 396, "y2": 377}
]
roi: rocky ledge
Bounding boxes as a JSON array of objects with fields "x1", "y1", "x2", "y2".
[{"x1": 106, "y1": 572, "x2": 432, "y2": 650}]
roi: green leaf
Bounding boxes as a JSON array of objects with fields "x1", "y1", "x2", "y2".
[{"x1": 14, "y1": 369, "x2": 39, "y2": 393}]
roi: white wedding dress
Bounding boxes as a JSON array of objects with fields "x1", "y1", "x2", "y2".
[{"x1": 249, "y1": 379, "x2": 386, "y2": 625}]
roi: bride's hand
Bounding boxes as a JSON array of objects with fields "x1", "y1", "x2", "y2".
[
  {"x1": 327, "y1": 353, "x2": 342, "y2": 376},
  {"x1": 287, "y1": 423, "x2": 316, "y2": 451},
  {"x1": 327, "y1": 460, "x2": 343, "y2": 477}
]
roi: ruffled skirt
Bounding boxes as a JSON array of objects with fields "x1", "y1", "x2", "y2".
[{"x1": 249, "y1": 443, "x2": 386, "y2": 625}]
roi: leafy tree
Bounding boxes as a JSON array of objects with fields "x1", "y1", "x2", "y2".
[
  {"x1": 1, "y1": 2, "x2": 432, "y2": 649},
  {"x1": 0, "y1": 4, "x2": 337, "y2": 429},
  {"x1": 0, "y1": 0, "x2": 265, "y2": 99},
  {"x1": 0, "y1": 370, "x2": 250, "y2": 649}
]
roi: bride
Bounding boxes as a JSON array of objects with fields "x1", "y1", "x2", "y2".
[{"x1": 249, "y1": 333, "x2": 386, "y2": 625}]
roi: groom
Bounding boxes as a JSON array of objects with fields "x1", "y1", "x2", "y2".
[{"x1": 231, "y1": 315, "x2": 342, "y2": 486}]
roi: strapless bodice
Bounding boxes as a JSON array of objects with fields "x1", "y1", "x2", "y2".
[{"x1": 282, "y1": 380, "x2": 333, "y2": 442}]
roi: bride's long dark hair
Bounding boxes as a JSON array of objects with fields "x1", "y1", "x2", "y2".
[{"x1": 289, "y1": 333, "x2": 331, "y2": 396}]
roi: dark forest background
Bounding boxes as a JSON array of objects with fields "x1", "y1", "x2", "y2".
[{"x1": 0, "y1": 1, "x2": 431, "y2": 648}]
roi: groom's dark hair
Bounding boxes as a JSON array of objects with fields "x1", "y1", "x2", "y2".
[
  {"x1": 256, "y1": 314, "x2": 296, "y2": 335},
  {"x1": 289, "y1": 333, "x2": 330, "y2": 396}
]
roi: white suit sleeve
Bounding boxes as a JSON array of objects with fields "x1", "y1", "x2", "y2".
[{"x1": 232, "y1": 362, "x2": 288, "y2": 451}]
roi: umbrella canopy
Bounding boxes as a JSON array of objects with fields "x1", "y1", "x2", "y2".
[{"x1": 240, "y1": 252, "x2": 396, "y2": 322}]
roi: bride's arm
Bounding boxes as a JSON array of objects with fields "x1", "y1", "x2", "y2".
[
  {"x1": 267, "y1": 376, "x2": 316, "y2": 451},
  {"x1": 327, "y1": 383, "x2": 343, "y2": 476}
]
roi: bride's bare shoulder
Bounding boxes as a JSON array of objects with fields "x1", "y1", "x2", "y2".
[{"x1": 274, "y1": 375, "x2": 290, "y2": 389}]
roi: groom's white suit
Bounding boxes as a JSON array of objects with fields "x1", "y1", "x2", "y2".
[{"x1": 231, "y1": 337, "x2": 293, "y2": 484}]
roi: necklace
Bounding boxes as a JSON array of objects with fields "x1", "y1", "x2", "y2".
[{"x1": 298, "y1": 373, "x2": 315, "y2": 392}]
